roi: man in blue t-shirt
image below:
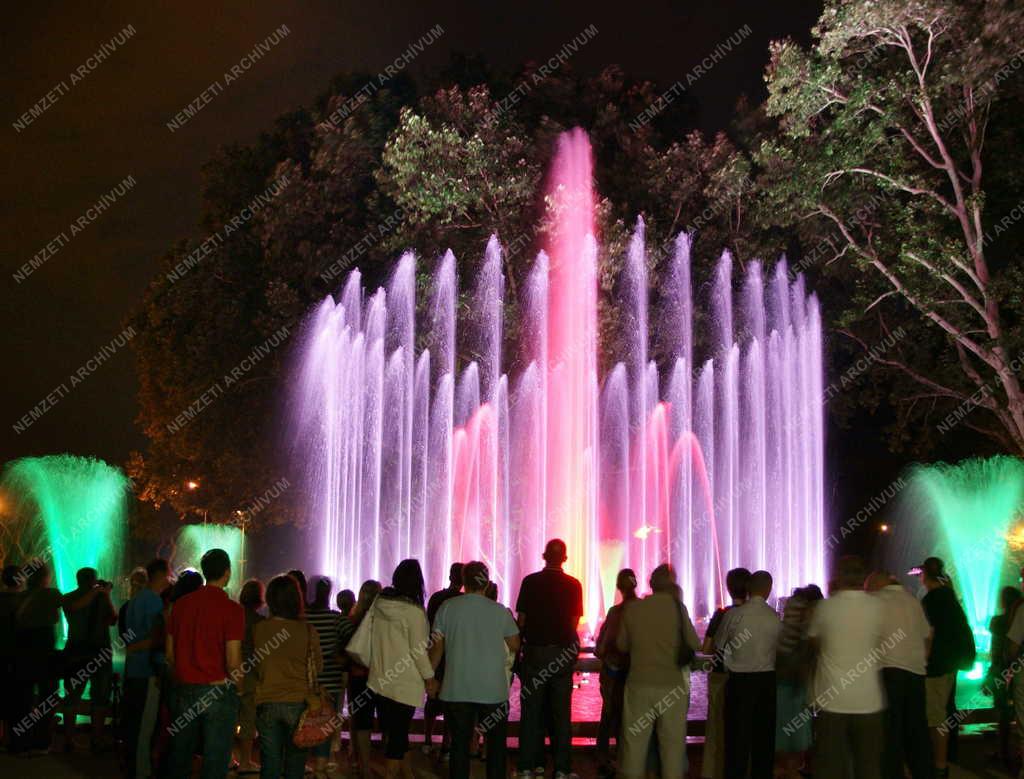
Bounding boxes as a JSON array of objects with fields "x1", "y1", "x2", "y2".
[
  {"x1": 122, "y1": 559, "x2": 169, "y2": 779},
  {"x1": 429, "y1": 561, "x2": 520, "y2": 779}
]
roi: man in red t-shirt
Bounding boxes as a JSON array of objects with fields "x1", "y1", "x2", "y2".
[{"x1": 164, "y1": 548, "x2": 245, "y2": 779}]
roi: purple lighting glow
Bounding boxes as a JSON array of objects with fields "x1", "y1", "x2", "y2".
[{"x1": 288, "y1": 130, "x2": 825, "y2": 625}]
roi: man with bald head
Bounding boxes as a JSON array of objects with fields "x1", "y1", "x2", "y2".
[
  {"x1": 515, "y1": 539, "x2": 583, "y2": 779},
  {"x1": 866, "y1": 572, "x2": 933, "y2": 779}
]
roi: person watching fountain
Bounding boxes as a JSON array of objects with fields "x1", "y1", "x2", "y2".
[
  {"x1": 306, "y1": 575, "x2": 345, "y2": 778},
  {"x1": 122, "y1": 558, "x2": 170, "y2": 779},
  {"x1": 235, "y1": 578, "x2": 265, "y2": 776},
  {"x1": 807, "y1": 556, "x2": 885, "y2": 779},
  {"x1": 701, "y1": 567, "x2": 751, "y2": 779},
  {"x1": 594, "y1": 568, "x2": 638, "y2": 777},
  {"x1": 424, "y1": 562, "x2": 464, "y2": 756},
  {"x1": 715, "y1": 569, "x2": 780, "y2": 779},
  {"x1": 866, "y1": 571, "x2": 932, "y2": 779},
  {"x1": 919, "y1": 556, "x2": 974, "y2": 778},
  {"x1": 616, "y1": 563, "x2": 700, "y2": 779},
  {"x1": 11, "y1": 559, "x2": 62, "y2": 755},
  {"x1": 366, "y1": 559, "x2": 439, "y2": 779},
  {"x1": 340, "y1": 579, "x2": 382, "y2": 779},
  {"x1": 253, "y1": 574, "x2": 322, "y2": 779},
  {"x1": 774, "y1": 584, "x2": 822, "y2": 779},
  {"x1": 60, "y1": 566, "x2": 118, "y2": 753},
  {"x1": 984, "y1": 585, "x2": 1020, "y2": 769},
  {"x1": 428, "y1": 560, "x2": 520, "y2": 779},
  {"x1": 0, "y1": 564, "x2": 24, "y2": 752},
  {"x1": 515, "y1": 539, "x2": 584, "y2": 779},
  {"x1": 164, "y1": 548, "x2": 245, "y2": 779}
]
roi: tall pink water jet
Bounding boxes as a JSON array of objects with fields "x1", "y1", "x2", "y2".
[
  {"x1": 288, "y1": 128, "x2": 826, "y2": 627},
  {"x1": 543, "y1": 128, "x2": 600, "y2": 620}
]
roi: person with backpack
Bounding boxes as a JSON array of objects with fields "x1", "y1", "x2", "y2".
[
  {"x1": 918, "y1": 557, "x2": 975, "y2": 779},
  {"x1": 616, "y1": 563, "x2": 701, "y2": 779}
]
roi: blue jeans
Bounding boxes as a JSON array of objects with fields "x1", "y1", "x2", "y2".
[
  {"x1": 257, "y1": 701, "x2": 309, "y2": 779},
  {"x1": 165, "y1": 683, "x2": 239, "y2": 779}
]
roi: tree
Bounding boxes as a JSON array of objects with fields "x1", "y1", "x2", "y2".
[
  {"x1": 760, "y1": 0, "x2": 1024, "y2": 453},
  {"x1": 130, "y1": 59, "x2": 769, "y2": 530}
]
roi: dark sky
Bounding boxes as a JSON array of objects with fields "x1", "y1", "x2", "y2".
[{"x1": 1, "y1": 0, "x2": 822, "y2": 468}]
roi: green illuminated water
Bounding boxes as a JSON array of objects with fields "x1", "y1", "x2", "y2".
[
  {"x1": 0, "y1": 455, "x2": 131, "y2": 644},
  {"x1": 175, "y1": 523, "x2": 247, "y2": 595},
  {"x1": 890, "y1": 457, "x2": 1024, "y2": 665}
]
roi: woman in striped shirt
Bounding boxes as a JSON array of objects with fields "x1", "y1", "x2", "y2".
[{"x1": 306, "y1": 576, "x2": 345, "y2": 779}]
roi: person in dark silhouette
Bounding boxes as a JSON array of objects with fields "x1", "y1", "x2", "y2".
[
  {"x1": 424, "y1": 562, "x2": 463, "y2": 754},
  {"x1": 594, "y1": 568, "x2": 638, "y2": 776},
  {"x1": 515, "y1": 539, "x2": 583, "y2": 779}
]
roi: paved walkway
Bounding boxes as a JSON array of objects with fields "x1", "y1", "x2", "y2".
[{"x1": 0, "y1": 731, "x2": 1018, "y2": 779}]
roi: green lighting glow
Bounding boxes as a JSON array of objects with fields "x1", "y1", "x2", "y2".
[
  {"x1": 175, "y1": 523, "x2": 246, "y2": 596},
  {"x1": 0, "y1": 455, "x2": 130, "y2": 645},
  {"x1": 887, "y1": 456, "x2": 1024, "y2": 692},
  {"x1": 912, "y1": 457, "x2": 1024, "y2": 647}
]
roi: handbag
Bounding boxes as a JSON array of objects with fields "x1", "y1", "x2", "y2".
[
  {"x1": 292, "y1": 624, "x2": 337, "y2": 748},
  {"x1": 345, "y1": 600, "x2": 375, "y2": 668}
]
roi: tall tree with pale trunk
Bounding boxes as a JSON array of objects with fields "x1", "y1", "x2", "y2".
[{"x1": 759, "y1": 0, "x2": 1024, "y2": 453}]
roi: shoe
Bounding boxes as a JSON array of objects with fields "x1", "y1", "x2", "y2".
[
  {"x1": 515, "y1": 771, "x2": 533, "y2": 779},
  {"x1": 554, "y1": 773, "x2": 579, "y2": 779}
]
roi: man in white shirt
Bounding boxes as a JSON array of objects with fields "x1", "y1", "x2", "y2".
[
  {"x1": 867, "y1": 572, "x2": 933, "y2": 779},
  {"x1": 715, "y1": 570, "x2": 780, "y2": 779},
  {"x1": 808, "y1": 557, "x2": 885, "y2": 779}
]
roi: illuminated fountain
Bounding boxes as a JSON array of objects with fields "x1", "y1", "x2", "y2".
[
  {"x1": 0, "y1": 455, "x2": 130, "y2": 643},
  {"x1": 886, "y1": 457, "x2": 1024, "y2": 671},
  {"x1": 175, "y1": 523, "x2": 247, "y2": 596},
  {"x1": 289, "y1": 129, "x2": 825, "y2": 624}
]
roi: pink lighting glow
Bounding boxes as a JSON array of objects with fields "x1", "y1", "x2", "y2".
[{"x1": 288, "y1": 129, "x2": 825, "y2": 627}]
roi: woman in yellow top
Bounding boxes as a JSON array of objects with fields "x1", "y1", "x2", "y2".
[{"x1": 252, "y1": 574, "x2": 322, "y2": 779}]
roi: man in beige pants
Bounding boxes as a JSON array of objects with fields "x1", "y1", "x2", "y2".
[
  {"x1": 617, "y1": 564, "x2": 701, "y2": 779},
  {"x1": 700, "y1": 568, "x2": 750, "y2": 779}
]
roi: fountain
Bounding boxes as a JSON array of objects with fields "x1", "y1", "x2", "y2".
[
  {"x1": 885, "y1": 457, "x2": 1024, "y2": 666},
  {"x1": 174, "y1": 523, "x2": 247, "y2": 596},
  {"x1": 289, "y1": 129, "x2": 826, "y2": 625},
  {"x1": 0, "y1": 455, "x2": 130, "y2": 643}
]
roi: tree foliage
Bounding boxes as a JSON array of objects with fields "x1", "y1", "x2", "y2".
[
  {"x1": 130, "y1": 63, "x2": 770, "y2": 532},
  {"x1": 759, "y1": 0, "x2": 1024, "y2": 453}
]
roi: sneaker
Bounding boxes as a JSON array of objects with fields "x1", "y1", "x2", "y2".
[
  {"x1": 554, "y1": 773, "x2": 579, "y2": 779},
  {"x1": 515, "y1": 771, "x2": 533, "y2": 779}
]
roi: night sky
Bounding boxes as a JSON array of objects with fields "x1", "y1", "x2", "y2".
[{"x1": 1, "y1": 0, "x2": 823, "y2": 468}]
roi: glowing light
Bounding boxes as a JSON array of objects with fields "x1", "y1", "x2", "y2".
[
  {"x1": 888, "y1": 457, "x2": 1024, "y2": 680},
  {"x1": 176, "y1": 524, "x2": 246, "y2": 596},
  {"x1": 0, "y1": 455, "x2": 130, "y2": 646},
  {"x1": 186, "y1": 480, "x2": 200, "y2": 491},
  {"x1": 290, "y1": 129, "x2": 825, "y2": 625},
  {"x1": 880, "y1": 524, "x2": 889, "y2": 533}
]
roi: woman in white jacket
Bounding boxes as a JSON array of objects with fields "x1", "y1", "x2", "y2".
[{"x1": 366, "y1": 559, "x2": 439, "y2": 779}]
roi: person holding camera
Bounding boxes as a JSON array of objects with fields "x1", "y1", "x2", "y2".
[{"x1": 61, "y1": 567, "x2": 118, "y2": 752}]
